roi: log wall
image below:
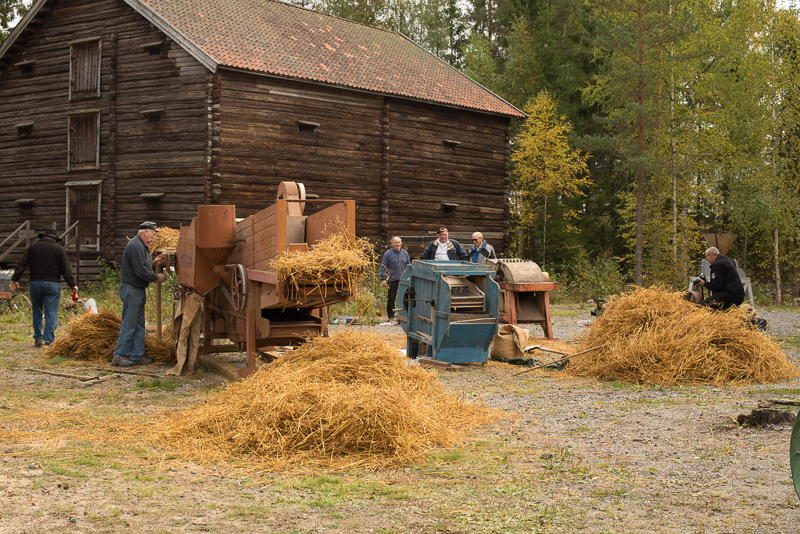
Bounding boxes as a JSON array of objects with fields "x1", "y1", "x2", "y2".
[
  {"x1": 216, "y1": 71, "x2": 385, "y2": 241},
  {"x1": 385, "y1": 98, "x2": 509, "y2": 255},
  {"x1": 0, "y1": 0, "x2": 207, "y2": 266}
]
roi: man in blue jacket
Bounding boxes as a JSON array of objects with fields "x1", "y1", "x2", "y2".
[
  {"x1": 380, "y1": 236, "x2": 411, "y2": 322},
  {"x1": 111, "y1": 221, "x2": 167, "y2": 367},
  {"x1": 421, "y1": 227, "x2": 468, "y2": 261}
]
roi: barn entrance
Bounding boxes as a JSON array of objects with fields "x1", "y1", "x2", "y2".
[{"x1": 65, "y1": 180, "x2": 102, "y2": 252}]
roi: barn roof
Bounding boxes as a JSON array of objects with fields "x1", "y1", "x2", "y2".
[{"x1": 1, "y1": 0, "x2": 524, "y2": 118}]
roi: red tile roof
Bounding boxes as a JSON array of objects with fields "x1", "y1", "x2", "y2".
[{"x1": 132, "y1": 0, "x2": 524, "y2": 117}]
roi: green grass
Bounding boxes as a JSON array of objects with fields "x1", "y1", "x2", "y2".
[{"x1": 134, "y1": 378, "x2": 179, "y2": 391}]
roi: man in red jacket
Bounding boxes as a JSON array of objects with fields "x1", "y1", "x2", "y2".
[{"x1": 10, "y1": 228, "x2": 78, "y2": 347}]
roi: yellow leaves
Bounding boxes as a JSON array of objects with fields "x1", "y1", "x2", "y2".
[{"x1": 511, "y1": 91, "x2": 592, "y2": 221}]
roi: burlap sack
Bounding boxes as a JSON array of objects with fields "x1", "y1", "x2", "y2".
[{"x1": 490, "y1": 324, "x2": 530, "y2": 361}]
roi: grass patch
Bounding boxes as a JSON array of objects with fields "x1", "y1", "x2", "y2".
[
  {"x1": 551, "y1": 308, "x2": 581, "y2": 317},
  {"x1": 134, "y1": 378, "x2": 179, "y2": 392}
]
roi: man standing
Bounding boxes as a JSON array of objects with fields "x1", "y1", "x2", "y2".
[
  {"x1": 468, "y1": 232, "x2": 496, "y2": 265},
  {"x1": 111, "y1": 221, "x2": 166, "y2": 367},
  {"x1": 380, "y1": 236, "x2": 411, "y2": 322},
  {"x1": 9, "y1": 228, "x2": 78, "y2": 347},
  {"x1": 421, "y1": 227, "x2": 468, "y2": 261},
  {"x1": 693, "y1": 247, "x2": 745, "y2": 310}
]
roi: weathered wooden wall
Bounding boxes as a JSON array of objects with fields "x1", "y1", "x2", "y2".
[
  {"x1": 216, "y1": 72, "x2": 510, "y2": 256},
  {"x1": 0, "y1": 0, "x2": 511, "y2": 272},
  {"x1": 0, "y1": 0, "x2": 207, "y2": 267},
  {"x1": 385, "y1": 98, "x2": 509, "y2": 255},
  {"x1": 216, "y1": 71, "x2": 384, "y2": 241}
]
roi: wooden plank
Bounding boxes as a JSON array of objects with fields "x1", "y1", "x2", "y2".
[{"x1": 197, "y1": 353, "x2": 240, "y2": 382}]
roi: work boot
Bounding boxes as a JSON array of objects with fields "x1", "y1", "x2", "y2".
[
  {"x1": 132, "y1": 357, "x2": 153, "y2": 366},
  {"x1": 34, "y1": 338, "x2": 43, "y2": 348},
  {"x1": 111, "y1": 356, "x2": 136, "y2": 367}
]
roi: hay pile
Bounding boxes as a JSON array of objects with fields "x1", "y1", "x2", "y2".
[
  {"x1": 155, "y1": 331, "x2": 500, "y2": 469},
  {"x1": 270, "y1": 231, "x2": 373, "y2": 304},
  {"x1": 45, "y1": 310, "x2": 175, "y2": 363},
  {"x1": 569, "y1": 287, "x2": 799, "y2": 386},
  {"x1": 149, "y1": 226, "x2": 180, "y2": 254}
]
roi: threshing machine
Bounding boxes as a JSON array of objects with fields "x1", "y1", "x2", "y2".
[
  {"x1": 176, "y1": 182, "x2": 356, "y2": 377},
  {"x1": 397, "y1": 260, "x2": 500, "y2": 363},
  {"x1": 490, "y1": 259, "x2": 559, "y2": 339}
]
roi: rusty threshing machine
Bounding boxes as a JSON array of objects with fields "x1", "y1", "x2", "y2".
[
  {"x1": 176, "y1": 182, "x2": 356, "y2": 377},
  {"x1": 491, "y1": 259, "x2": 559, "y2": 339}
]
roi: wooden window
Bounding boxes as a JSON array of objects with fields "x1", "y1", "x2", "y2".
[
  {"x1": 297, "y1": 120, "x2": 319, "y2": 133},
  {"x1": 141, "y1": 109, "x2": 165, "y2": 123},
  {"x1": 141, "y1": 41, "x2": 164, "y2": 56},
  {"x1": 68, "y1": 112, "x2": 100, "y2": 170},
  {"x1": 70, "y1": 39, "x2": 101, "y2": 99},
  {"x1": 15, "y1": 199, "x2": 35, "y2": 211},
  {"x1": 16, "y1": 123, "x2": 33, "y2": 138},
  {"x1": 16, "y1": 60, "x2": 35, "y2": 74}
]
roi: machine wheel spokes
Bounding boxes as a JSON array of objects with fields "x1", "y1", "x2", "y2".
[{"x1": 230, "y1": 264, "x2": 248, "y2": 312}]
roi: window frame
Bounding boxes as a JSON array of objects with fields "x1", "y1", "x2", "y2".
[
  {"x1": 69, "y1": 38, "x2": 102, "y2": 100},
  {"x1": 67, "y1": 111, "x2": 101, "y2": 171}
]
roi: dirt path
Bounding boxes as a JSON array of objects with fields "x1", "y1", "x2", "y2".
[{"x1": 1, "y1": 306, "x2": 800, "y2": 533}]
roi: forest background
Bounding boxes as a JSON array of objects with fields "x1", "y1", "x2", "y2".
[{"x1": 3, "y1": 0, "x2": 800, "y2": 304}]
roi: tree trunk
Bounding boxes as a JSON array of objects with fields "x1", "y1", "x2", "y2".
[
  {"x1": 542, "y1": 196, "x2": 547, "y2": 268},
  {"x1": 774, "y1": 228, "x2": 782, "y2": 304},
  {"x1": 635, "y1": 0, "x2": 645, "y2": 286},
  {"x1": 669, "y1": 4, "x2": 678, "y2": 285}
]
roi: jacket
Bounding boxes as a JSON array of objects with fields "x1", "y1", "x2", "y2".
[
  {"x1": 121, "y1": 234, "x2": 159, "y2": 288},
  {"x1": 469, "y1": 241, "x2": 496, "y2": 265},
  {"x1": 380, "y1": 248, "x2": 412, "y2": 282},
  {"x1": 706, "y1": 255, "x2": 745, "y2": 301},
  {"x1": 12, "y1": 238, "x2": 77, "y2": 287},
  {"x1": 421, "y1": 239, "x2": 468, "y2": 261}
]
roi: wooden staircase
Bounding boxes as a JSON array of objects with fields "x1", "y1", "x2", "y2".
[{"x1": 0, "y1": 220, "x2": 106, "y2": 287}]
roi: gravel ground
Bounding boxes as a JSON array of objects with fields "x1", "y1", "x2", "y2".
[{"x1": 330, "y1": 305, "x2": 800, "y2": 533}]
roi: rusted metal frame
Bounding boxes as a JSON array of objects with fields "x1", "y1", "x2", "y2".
[{"x1": 239, "y1": 280, "x2": 262, "y2": 378}]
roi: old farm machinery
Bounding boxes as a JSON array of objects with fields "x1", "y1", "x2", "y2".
[{"x1": 176, "y1": 182, "x2": 356, "y2": 377}]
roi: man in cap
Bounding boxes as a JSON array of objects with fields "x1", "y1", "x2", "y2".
[
  {"x1": 421, "y1": 227, "x2": 468, "y2": 261},
  {"x1": 9, "y1": 228, "x2": 78, "y2": 347},
  {"x1": 111, "y1": 221, "x2": 167, "y2": 367}
]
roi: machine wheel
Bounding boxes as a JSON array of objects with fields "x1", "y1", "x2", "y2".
[
  {"x1": 790, "y1": 408, "x2": 800, "y2": 501},
  {"x1": 1, "y1": 293, "x2": 30, "y2": 312},
  {"x1": 230, "y1": 264, "x2": 248, "y2": 312}
]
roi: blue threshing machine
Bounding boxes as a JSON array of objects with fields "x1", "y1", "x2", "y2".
[{"x1": 397, "y1": 260, "x2": 500, "y2": 363}]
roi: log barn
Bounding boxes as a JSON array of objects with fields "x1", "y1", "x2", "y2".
[{"x1": 0, "y1": 0, "x2": 524, "y2": 276}]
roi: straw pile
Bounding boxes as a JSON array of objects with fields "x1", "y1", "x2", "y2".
[
  {"x1": 155, "y1": 330, "x2": 500, "y2": 469},
  {"x1": 44, "y1": 310, "x2": 175, "y2": 363},
  {"x1": 270, "y1": 231, "x2": 373, "y2": 305},
  {"x1": 569, "y1": 287, "x2": 799, "y2": 386},
  {"x1": 149, "y1": 226, "x2": 180, "y2": 254}
]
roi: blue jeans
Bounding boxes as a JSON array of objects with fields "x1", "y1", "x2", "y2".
[
  {"x1": 113, "y1": 282, "x2": 147, "y2": 361},
  {"x1": 29, "y1": 281, "x2": 61, "y2": 345}
]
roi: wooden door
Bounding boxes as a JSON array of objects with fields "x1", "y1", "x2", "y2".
[{"x1": 66, "y1": 181, "x2": 102, "y2": 251}]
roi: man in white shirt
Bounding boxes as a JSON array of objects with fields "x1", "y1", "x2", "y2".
[{"x1": 421, "y1": 227, "x2": 468, "y2": 261}]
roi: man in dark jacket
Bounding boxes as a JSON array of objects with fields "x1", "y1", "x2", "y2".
[
  {"x1": 695, "y1": 247, "x2": 745, "y2": 310},
  {"x1": 10, "y1": 228, "x2": 78, "y2": 347},
  {"x1": 421, "y1": 227, "x2": 468, "y2": 261},
  {"x1": 111, "y1": 221, "x2": 166, "y2": 367},
  {"x1": 380, "y1": 236, "x2": 412, "y2": 322}
]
